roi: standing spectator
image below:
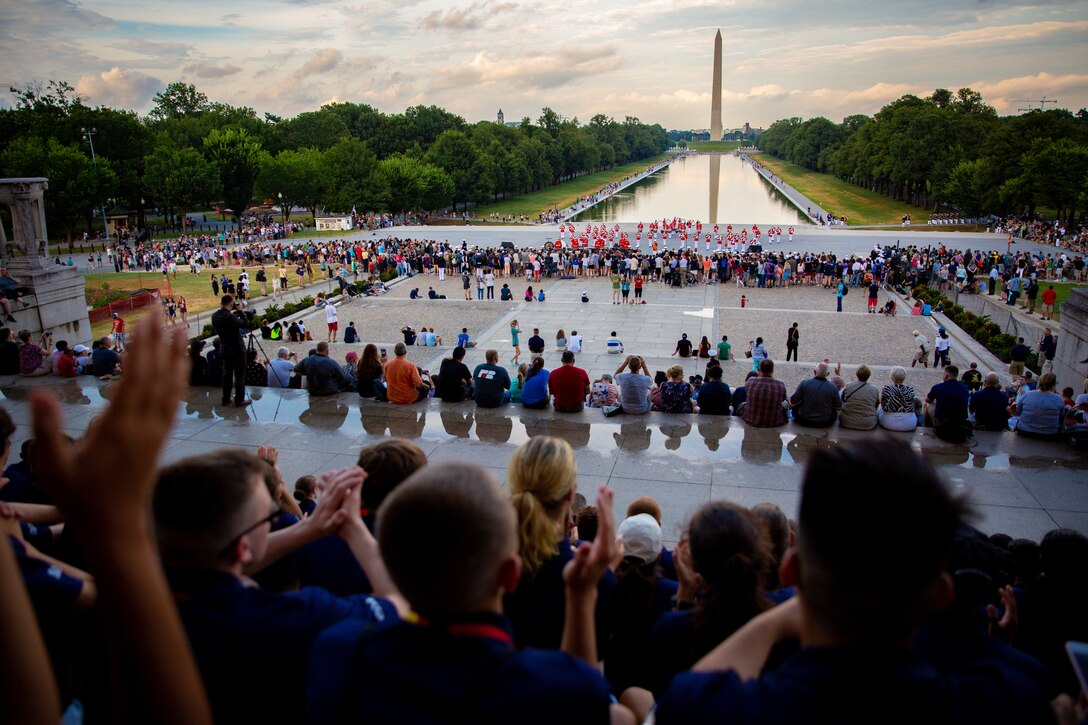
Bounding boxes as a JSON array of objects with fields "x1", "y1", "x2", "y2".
[
  {"x1": 1039, "y1": 285, "x2": 1057, "y2": 320},
  {"x1": 785, "y1": 323, "x2": 799, "y2": 362},
  {"x1": 969, "y1": 372, "x2": 1010, "y2": 431},
  {"x1": 473, "y1": 349, "x2": 511, "y2": 408},
  {"x1": 1008, "y1": 338, "x2": 1030, "y2": 377},
  {"x1": 789, "y1": 362, "x2": 841, "y2": 428},
  {"x1": 748, "y1": 337, "x2": 768, "y2": 373},
  {"x1": 838, "y1": 365, "x2": 879, "y2": 430},
  {"x1": 548, "y1": 351, "x2": 590, "y2": 413},
  {"x1": 436, "y1": 346, "x2": 473, "y2": 402},
  {"x1": 867, "y1": 280, "x2": 880, "y2": 313},
  {"x1": 324, "y1": 301, "x2": 338, "y2": 343},
  {"x1": 211, "y1": 295, "x2": 250, "y2": 407},
  {"x1": 615, "y1": 355, "x2": 653, "y2": 414},
  {"x1": 1037, "y1": 328, "x2": 1057, "y2": 375},
  {"x1": 961, "y1": 363, "x2": 983, "y2": 393},
  {"x1": 384, "y1": 343, "x2": 431, "y2": 404},
  {"x1": 510, "y1": 319, "x2": 522, "y2": 364},
  {"x1": 835, "y1": 280, "x2": 845, "y2": 312},
  {"x1": 911, "y1": 330, "x2": 929, "y2": 369},
  {"x1": 740, "y1": 359, "x2": 788, "y2": 428},
  {"x1": 933, "y1": 328, "x2": 951, "y2": 368},
  {"x1": 111, "y1": 312, "x2": 126, "y2": 351}
]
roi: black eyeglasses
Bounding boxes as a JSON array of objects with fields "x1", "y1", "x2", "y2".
[{"x1": 218, "y1": 507, "x2": 283, "y2": 559}]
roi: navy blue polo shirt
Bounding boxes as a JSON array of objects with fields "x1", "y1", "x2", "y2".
[
  {"x1": 168, "y1": 569, "x2": 395, "y2": 725},
  {"x1": 927, "y1": 379, "x2": 969, "y2": 424},
  {"x1": 9, "y1": 535, "x2": 83, "y2": 624},
  {"x1": 656, "y1": 645, "x2": 1053, "y2": 724},
  {"x1": 307, "y1": 611, "x2": 611, "y2": 725},
  {"x1": 298, "y1": 532, "x2": 373, "y2": 597},
  {"x1": 504, "y1": 537, "x2": 616, "y2": 651}
]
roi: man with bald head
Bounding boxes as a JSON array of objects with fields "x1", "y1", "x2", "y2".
[
  {"x1": 969, "y1": 371, "x2": 1010, "y2": 431},
  {"x1": 789, "y1": 361, "x2": 842, "y2": 427}
]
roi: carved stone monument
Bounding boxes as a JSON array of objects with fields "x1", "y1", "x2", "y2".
[
  {"x1": 0, "y1": 178, "x2": 92, "y2": 344},
  {"x1": 1053, "y1": 288, "x2": 1088, "y2": 394}
]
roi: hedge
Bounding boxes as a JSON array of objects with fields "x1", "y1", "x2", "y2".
[
  {"x1": 196, "y1": 294, "x2": 317, "y2": 340},
  {"x1": 911, "y1": 286, "x2": 1039, "y2": 371}
]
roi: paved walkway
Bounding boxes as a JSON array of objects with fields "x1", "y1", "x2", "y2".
[
  {"x1": 0, "y1": 375, "x2": 1084, "y2": 545},
  {"x1": 739, "y1": 152, "x2": 829, "y2": 223}
]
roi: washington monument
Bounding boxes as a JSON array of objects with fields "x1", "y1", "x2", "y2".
[{"x1": 710, "y1": 29, "x2": 723, "y2": 141}]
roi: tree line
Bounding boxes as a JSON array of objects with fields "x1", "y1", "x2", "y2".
[
  {"x1": 756, "y1": 88, "x2": 1088, "y2": 223},
  {"x1": 0, "y1": 80, "x2": 668, "y2": 243}
]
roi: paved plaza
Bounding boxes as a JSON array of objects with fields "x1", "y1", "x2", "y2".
[{"x1": 3, "y1": 247, "x2": 1086, "y2": 545}]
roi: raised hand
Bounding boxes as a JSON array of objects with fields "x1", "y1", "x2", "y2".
[{"x1": 563, "y1": 485, "x2": 618, "y2": 596}]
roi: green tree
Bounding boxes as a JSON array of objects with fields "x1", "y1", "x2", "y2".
[
  {"x1": 143, "y1": 144, "x2": 221, "y2": 227},
  {"x1": 203, "y1": 127, "x2": 262, "y2": 227},
  {"x1": 322, "y1": 137, "x2": 384, "y2": 213},
  {"x1": 376, "y1": 155, "x2": 453, "y2": 215},
  {"x1": 425, "y1": 130, "x2": 488, "y2": 210},
  {"x1": 944, "y1": 159, "x2": 987, "y2": 217},
  {"x1": 254, "y1": 148, "x2": 325, "y2": 223},
  {"x1": 148, "y1": 82, "x2": 209, "y2": 121},
  {"x1": 0, "y1": 136, "x2": 116, "y2": 246}
]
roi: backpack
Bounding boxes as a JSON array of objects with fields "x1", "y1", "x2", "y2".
[{"x1": 840, "y1": 284, "x2": 848, "y2": 296}]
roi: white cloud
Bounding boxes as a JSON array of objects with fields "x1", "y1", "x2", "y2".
[
  {"x1": 75, "y1": 67, "x2": 164, "y2": 109},
  {"x1": 295, "y1": 48, "x2": 344, "y2": 78},
  {"x1": 421, "y1": 0, "x2": 518, "y2": 30},
  {"x1": 183, "y1": 61, "x2": 244, "y2": 79},
  {"x1": 431, "y1": 45, "x2": 622, "y2": 91}
]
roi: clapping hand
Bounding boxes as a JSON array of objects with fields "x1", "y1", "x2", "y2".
[{"x1": 563, "y1": 485, "x2": 619, "y2": 596}]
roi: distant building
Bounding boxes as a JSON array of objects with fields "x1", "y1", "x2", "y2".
[
  {"x1": 497, "y1": 108, "x2": 504, "y2": 125},
  {"x1": 743, "y1": 121, "x2": 751, "y2": 134}
]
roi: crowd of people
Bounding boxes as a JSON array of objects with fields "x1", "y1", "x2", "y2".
[{"x1": 1, "y1": 315, "x2": 1085, "y2": 723}]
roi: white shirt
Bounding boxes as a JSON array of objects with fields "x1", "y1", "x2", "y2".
[
  {"x1": 569, "y1": 335, "x2": 582, "y2": 353},
  {"x1": 325, "y1": 304, "x2": 337, "y2": 323}
]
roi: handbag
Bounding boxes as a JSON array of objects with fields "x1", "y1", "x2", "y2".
[
  {"x1": 745, "y1": 350, "x2": 753, "y2": 358},
  {"x1": 603, "y1": 403, "x2": 623, "y2": 417}
]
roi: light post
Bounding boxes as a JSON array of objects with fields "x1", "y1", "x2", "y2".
[
  {"x1": 277, "y1": 192, "x2": 286, "y2": 228},
  {"x1": 81, "y1": 128, "x2": 111, "y2": 248}
]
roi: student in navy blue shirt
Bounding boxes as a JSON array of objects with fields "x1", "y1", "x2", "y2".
[
  {"x1": 153, "y1": 449, "x2": 404, "y2": 725},
  {"x1": 652, "y1": 440, "x2": 1054, "y2": 725},
  {"x1": 298, "y1": 439, "x2": 428, "y2": 597},
  {"x1": 308, "y1": 462, "x2": 631, "y2": 724}
]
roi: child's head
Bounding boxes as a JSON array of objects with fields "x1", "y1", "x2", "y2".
[
  {"x1": 292, "y1": 475, "x2": 318, "y2": 501},
  {"x1": 378, "y1": 462, "x2": 518, "y2": 614}
]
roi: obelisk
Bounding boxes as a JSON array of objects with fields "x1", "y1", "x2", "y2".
[{"x1": 710, "y1": 29, "x2": 722, "y2": 141}]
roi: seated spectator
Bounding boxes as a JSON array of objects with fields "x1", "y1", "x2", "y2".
[
  {"x1": 17, "y1": 330, "x2": 51, "y2": 376},
  {"x1": 309, "y1": 461, "x2": 622, "y2": 723},
  {"x1": 436, "y1": 346, "x2": 472, "y2": 402},
  {"x1": 509, "y1": 363, "x2": 528, "y2": 404},
  {"x1": 0, "y1": 327, "x2": 19, "y2": 375},
  {"x1": 615, "y1": 355, "x2": 652, "y2": 415},
  {"x1": 659, "y1": 365, "x2": 693, "y2": 414},
  {"x1": 556, "y1": 329, "x2": 568, "y2": 352},
  {"x1": 673, "y1": 334, "x2": 693, "y2": 358},
  {"x1": 72, "y1": 344, "x2": 92, "y2": 372},
  {"x1": 750, "y1": 503, "x2": 793, "y2": 597},
  {"x1": 384, "y1": 343, "x2": 431, "y2": 404},
  {"x1": 655, "y1": 440, "x2": 1053, "y2": 724},
  {"x1": 473, "y1": 349, "x2": 511, "y2": 408},
  {"x1": 697, "y1": 336, "x2": 712, "y2": 358},
  {"x1": 588, "y1": 374, "x2": 620, "y2": 408},
  {"x1": 54, "y1": 347, "x2": 81, "y2": 377},
  {"x1": 189, "y1": 340, "x2": 208, "y2": 386},
  {"x1": 926, "y1": 365, "x2": 971, "y2": 442},
  {"x1": 548, "y1": 351, "x2": 590, "y2": 413},
  {"x1": 1012, "y1": 373, "x2": 1064, "y2": 440},
  {"x1": 731, "y1": 370, "x2": 757, "y2": 413},
  {"x1": 500, "y1": 283, "x2": 512, "y2": 300},
  {"x1": 295, "y1": 342, "x2": 351, "y2": 396},
  {"x1": 244, "y1": 349, "x2": 267, "y2": 387},
  {"x1": 649, "y1": 502, "x2": 771, "y2": 696},
  {"x1": 152, "y1": 450, "x2": 401, "y2": 724},
  {"x1": 520, "y1": 357, "x2": 550, "y2": 409},
  {"x1": 341, "y1": 351, "x2": 358, "y2": 390},
  {"x1": 607, "y1": 331, "x2": 624, "y2": 354},
  {"x1": 266, "y1": 346, "x2": 296, "y2": 389},
  {"x1": 456, "y1": 328, "x2": 477, "y2": 348},
  {"x1": 428, "y1": 328, "x2": 443, "y2": 345},
  {"x1": 205, "y1": 338, "x2": 223, "y2": 387},
  {"x1": 838, "y1": 365, "x2": 879, "y2": 430},
  {"x1": 355, "y1": 344, "x2": 385, "y2": 400},
  {"x1": 605, "y1": 513, "x2": 678, "y2": 695},
  {"x1": 969, "y1": 373, "x2": 1010, "y2": 431},
  {"x1": 789, "y1": 362, "x2": 841, "y2": 428},
  {"x1": 740, "y1": 359, "x2": 788, "y2": 428},
  {"x1": 400, "y1": 325, "x2": 417, "y2": 346},
  {"x1": 961, "y1": 363, "x2": 983, "y2": 393},
  {"x1": 343, "y1": 322, "x2": 359, "y2": 344},
  {"x1": 292, "y1": 476, "x2": 318, "y2": 518},
  {"x1": 696, "y1": 365, "x2": 731, "y2": 415},
  {"x1": 505, "y1": 437, "x2": 617, "y2": 651},
  {"x1": 878, "y1": 367, "x2": 919, "y2": 432}
]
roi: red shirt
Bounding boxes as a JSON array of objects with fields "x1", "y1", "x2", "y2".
[
  {"x1": 548, "y1": 365, "x2": 590, "y2": 408},
  {"x1": 112, "y1": 317, "x2": 125, "y2": 333},
  {"x1": 1041, "y1": 288, "x2": 1057, "y2": 305}
]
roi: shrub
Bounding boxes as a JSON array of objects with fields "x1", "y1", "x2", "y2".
[
  {"x1": 263, "y1": 304, "x2": 282, "y2": 319},
  {"x1": 380, "y1": 268, "x2": 398, "y2": 283},
  {"x1": 281, "y1": 302, "x2": 298, "y2": 316},
  {"x1": 298, "y1": 295, "x2": 315, "y2": 308},
  {"x1": 199, "y1": 323, "x2": 216, "y2": 339}
]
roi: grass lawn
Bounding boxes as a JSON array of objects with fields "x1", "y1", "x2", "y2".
[
  {"x1": 753, "y1": 155, "x2": 931, "y2": 226},
  {"x1": 474, "y1": 153, "x2": 672, "y2": 218},
  {"x1": 686, "y1": 140, "x2": 742, "y2": 152},
  {"x1": 1049, "y1": 281, "x2": 1086, "y2": 321}
]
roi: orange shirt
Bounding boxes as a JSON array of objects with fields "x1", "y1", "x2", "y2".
[{"x1": 384, "y1": 356, "x2": 422, "y2": 404}]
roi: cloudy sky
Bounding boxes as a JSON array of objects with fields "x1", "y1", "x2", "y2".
[{"x1": 2, "y1": 0, "x2": 1086, "y2": 129}]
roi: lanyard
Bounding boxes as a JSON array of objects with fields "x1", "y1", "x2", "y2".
[{"x1": 404, "y1": 612, "x2": 514, "y2": 647}]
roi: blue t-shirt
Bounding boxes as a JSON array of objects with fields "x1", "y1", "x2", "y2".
[
  {"x1": 657, "y1": 646, "x2": 1052, "y2": 725},
  {"x1": 168, "y1": 569, "x2": 395, "y2": 725},
  {"x1": 457, "y1": 333, "x2": 470, "y2": 348},
  {"x1": 308, "y1": 612, "x2": 611, "y2": 725},
  {"x1": 521, "y1": 369, "x2": 550, "y2": 405},
  {"x1": 927, "y1": 379, "x2": 969, "y2": 424}
]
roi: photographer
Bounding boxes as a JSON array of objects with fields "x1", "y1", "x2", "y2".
[
  {"x1": 210, "y1": 295, "x2": 251, "y2": 408},
  {"x1": 266, "y1": 346, "x2": 297, "y2": 389}
]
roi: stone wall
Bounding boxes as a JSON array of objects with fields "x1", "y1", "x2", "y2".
[{"x1": 1053, "y1": 288, "x2": 1088, "y2": 393}]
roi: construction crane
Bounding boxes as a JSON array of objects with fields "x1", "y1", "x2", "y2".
[{"x1": 1012, "y1": 97, "x2": 1058, "y2": 112}]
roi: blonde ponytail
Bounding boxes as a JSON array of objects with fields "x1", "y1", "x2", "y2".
[{"x1": 507, "y1": 437, "x2": 577, "y2": 576}]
